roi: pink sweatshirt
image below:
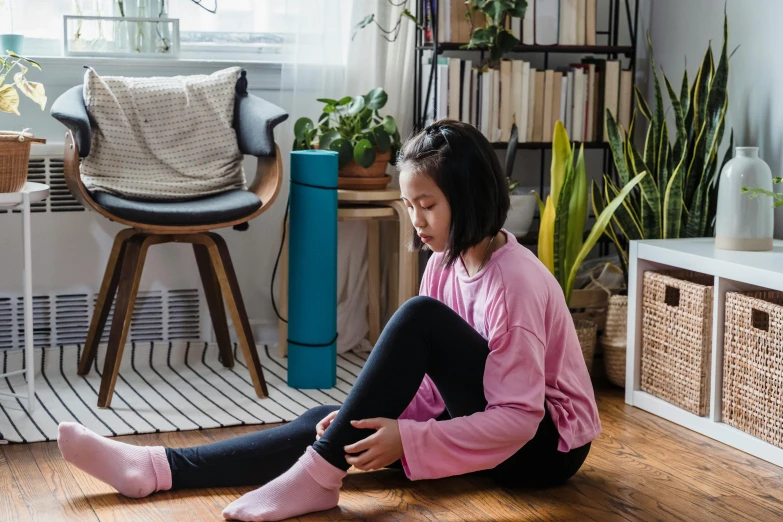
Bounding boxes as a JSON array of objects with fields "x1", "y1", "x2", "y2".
[{"x1": 397, "y1": 231, "x2": 601, "y2": 480}]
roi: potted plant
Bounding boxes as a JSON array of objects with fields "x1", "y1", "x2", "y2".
[
  {"x1": 595, "y1": 12, "x2": 731, "y2": 386},
  {"x1": 536, "y1": 121, "x2": 644, "y2": 374},
  {"x1": 0, "y1": 51, "x2": 47, "y2": 192},
  {"x1": 293, "y1": 88, "x2": 402, "y2": 189},
  {"x1": 0, "y1": 0, "x2": 24, "y2": 54}
]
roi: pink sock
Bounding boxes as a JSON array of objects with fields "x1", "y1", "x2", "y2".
[
  {"x1": 222, "y1": 446, "x2": 345, "y2": 521},
  {"x1": 57, "y1": 422, "x2": 172, "y2": 498}
]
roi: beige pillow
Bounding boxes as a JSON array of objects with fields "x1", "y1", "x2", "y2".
[{"x1": 81, "y1": 66, "x2": 245, "y2": 201}]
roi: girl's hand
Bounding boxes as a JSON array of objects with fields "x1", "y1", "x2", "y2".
[
  {"x1": 344, "y1": 418, "x2": 403, "y2": 471},
  {"x1": 316, "y1": 410, "x2": 338, "y2": 440}
]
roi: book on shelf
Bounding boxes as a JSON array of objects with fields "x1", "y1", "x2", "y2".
[
  {"x1": 431, "y1": 0, "x2": 597, "y2": 47},
  {"x1": 421, "y1": 53, "x2": 632, "y2": 145}
]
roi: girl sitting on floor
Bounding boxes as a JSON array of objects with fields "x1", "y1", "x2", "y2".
[{"x1": 57, "y1": 119, "x2": 601, "y2": 521}]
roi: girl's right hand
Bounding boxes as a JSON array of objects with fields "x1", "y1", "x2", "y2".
[{"x1": 316, "y1": 410, "x2": 339, "y2": 440}]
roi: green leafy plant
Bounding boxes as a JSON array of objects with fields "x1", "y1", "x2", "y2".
[
  {"x1": 465, "y1": 0, "x2": 527, "y2": 67},
  {"x1": 0, "y1": 51, "x2": 46, "y2": 115},
  {"x1": 742, "y1": 177, "x2": 783, "y2": 207},
  {"x1": 537, "y1": 121, "x2": 645, "y2": 303},
  {"x1": 354, "y1": 1, "x2": 528, "y2": 68},
  {"x1": 293, "y1": 88, "x2": 402, "y2": 169},
  {"x1": 597, "y1": 12, "x2": 733, "y2": 280}
]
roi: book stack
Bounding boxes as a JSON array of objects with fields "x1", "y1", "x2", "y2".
[
  {"x1": 423, "y1": 56, "x2": 633, "y2": 144},
  {"x1": 433, "y1": 0, "x2": 597, "y2": 47}
]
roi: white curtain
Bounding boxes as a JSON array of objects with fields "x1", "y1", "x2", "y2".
[{"x1": 275, "y1": 0, "x2": 416, "y2": 353}]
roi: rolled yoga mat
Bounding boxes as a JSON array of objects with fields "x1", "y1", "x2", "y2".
[{"x1": 287, "y1": 150, "x2": 338, "y2": 389}]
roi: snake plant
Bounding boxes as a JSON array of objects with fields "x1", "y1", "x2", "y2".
[
  {"x1": 598, "y1": 12, "x2": 733, "y2": 280},
  {"x1": 537, "y1": 121, "x2": 645, "y2": 303}
]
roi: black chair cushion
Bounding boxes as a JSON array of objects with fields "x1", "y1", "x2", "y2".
[{"x1": 92, "y1": 190, "x2": 262, "y2": 226}]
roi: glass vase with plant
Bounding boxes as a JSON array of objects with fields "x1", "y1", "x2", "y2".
[{"x1": 0, "y1": 51, "x2": 46, "y2": 115}]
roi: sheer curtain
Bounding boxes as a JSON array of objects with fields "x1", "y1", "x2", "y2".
[{"x1": 275, "y1": 0, "x2": 416, "y2": 353}]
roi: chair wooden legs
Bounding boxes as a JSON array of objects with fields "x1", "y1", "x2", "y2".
[
  {"x1": 79, "y1": 228, "x2": 137, "y2": 376},
  {"x1": 201, "y1": 233, "x2": 269, "y2": 398},
  {"x1": 193, "y1": 244, "x2": 234, "y2": 368},
  {"x1": 88, "y1": 229, "x2": 268, "y2": 408},
  {"x1": 98, "y1": 234, "x2": 154, "y2": 408}
]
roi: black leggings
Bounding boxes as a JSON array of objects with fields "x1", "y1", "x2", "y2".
[{"x1": 166, "y1": 297, "x2": 590, "y2": 490}]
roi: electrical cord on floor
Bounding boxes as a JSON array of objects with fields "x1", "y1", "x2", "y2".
[{"x1": 270, "y1": 194, "x2": 289, "y2": 324}]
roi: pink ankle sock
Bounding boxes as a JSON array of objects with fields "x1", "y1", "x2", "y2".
[
  {"x1": 57, "y1": 422, "x2": 172, "y2": 498},
  {"x1": 222, "y1": 446, "x2": 345, "y2": 521}
]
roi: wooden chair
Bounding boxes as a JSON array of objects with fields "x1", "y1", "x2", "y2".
[{"x1": 50, "y1": 76, "x2": 288, "y2": 408}]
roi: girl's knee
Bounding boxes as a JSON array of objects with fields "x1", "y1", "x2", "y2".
[
  {"x1": 397, "y1": 295, "x2": 448, "y2": 318},
  {"x1": 301, "y1": 405, "x2": 340, "y2": 424}
]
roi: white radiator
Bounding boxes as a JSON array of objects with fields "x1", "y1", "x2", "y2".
[{"x1": 0, "y1": 143, "x2": 209, "y2": 349}]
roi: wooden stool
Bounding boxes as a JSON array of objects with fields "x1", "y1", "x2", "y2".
[{"x1": 277, "y1": 189, "x2": 418, "y2": 357}]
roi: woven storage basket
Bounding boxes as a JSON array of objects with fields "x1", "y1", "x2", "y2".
[
  {"x1": 641, "y1": 271, "x2": 714, "y2": 416},
  {"x1": 601, "y1": 295, "x2": 628, "y2": 387},
  {"x1": 722, "y1": 291, "x2": 783, "y2": 448},
  {"x1": 0, "y1": 131, "x2": 45, "y2": 193},
  {"x1": 601, "y1": 336, "x2": 626, "y2": 387},
  {"x1": 574, "y1": 319, "x2": 597, "y2": 375}
]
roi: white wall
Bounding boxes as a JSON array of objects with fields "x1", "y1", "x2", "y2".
[{"x1": 647, "y1": 0, "x2": 783, "y2": 238}]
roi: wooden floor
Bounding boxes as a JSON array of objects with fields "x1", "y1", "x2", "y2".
[{"x1": 2, "y1": 378, "x2": 783, "y2": 521}]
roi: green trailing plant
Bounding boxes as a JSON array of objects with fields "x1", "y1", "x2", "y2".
[
  {"x1": 293, "y1": 88, "x2": 402, "y2": 169},
  {"x1": 597, "y1": 12, "x2": 734, "y2": 280},
  {"x1": 0, "y1": 51, "x2": 46, "y2": 115},
  {"x1": 355, "y1": 0, "x2": 528, "y2": 68},
  {"x1": 537, "y1": 121, "x2": 645, "y2": 303},
  {"x1": 742, "y1": 177, "x2": 783, "y2": 207}
]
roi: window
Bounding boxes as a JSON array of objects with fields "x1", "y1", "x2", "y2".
[{"x1": 4, "y1": 0, "x2": 351, "y2": 64}]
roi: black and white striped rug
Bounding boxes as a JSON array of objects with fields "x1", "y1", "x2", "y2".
[{"x1": 0, "y1": 342, "x2": 367, "y2": 444}]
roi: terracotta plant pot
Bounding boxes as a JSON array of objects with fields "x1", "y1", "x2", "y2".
[{"x1": 339, "y1": 150, "x2": 392, "y2": 178}]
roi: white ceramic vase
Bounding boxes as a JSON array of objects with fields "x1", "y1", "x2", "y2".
[
  {"x1": 715, "y1": 147, "x2": 774, "y2": 251},
  {"x1": 505, "y1": 193, "x2": 537, "y2": 237}
]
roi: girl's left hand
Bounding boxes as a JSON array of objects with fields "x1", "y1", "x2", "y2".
[{"x1": 344, "y1": 418, "x2": 403, "y2": 471}]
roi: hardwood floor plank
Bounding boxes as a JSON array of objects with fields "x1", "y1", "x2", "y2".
[
  {"x1": 3, "y1": 443, "x2": 92, "y2": 521},
  {"x1": 0, "y1": 448, "x2": 33, "y2": 522},
  {"x1": 28, "y1": 442, "x2": 98, "y2": 521}
]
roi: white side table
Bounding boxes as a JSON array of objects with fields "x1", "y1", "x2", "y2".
[{"x1": 0, "y1": 182, "x2": 50, "y2": 412}]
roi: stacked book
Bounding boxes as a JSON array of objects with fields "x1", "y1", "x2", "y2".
[
  {"x1": 423, "y1": 56, "x2": 633, "y2": 143},
  {"x1": 434, "y1": 0, "x2": 597, "y2": 47}
]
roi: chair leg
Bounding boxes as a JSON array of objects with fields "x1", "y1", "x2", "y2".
[
  {"x1": 194, "y1": 243, "x2": 234, "y2": 368},
  {"x1": 79, "y1": 228, "x2": 138, "y2": 376},
  {"x1": 205, "y1": 232, "x2": 269, "y2": 398},
  {"x1": 97, "y1": 234, "x2": 151, "y2": 409}
]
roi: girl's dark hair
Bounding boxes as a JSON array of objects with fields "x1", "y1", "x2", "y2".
[{"x1": 397, "y1": 119, "x2": 510, "y2": 268}]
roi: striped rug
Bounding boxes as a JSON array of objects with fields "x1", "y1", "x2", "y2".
[{"x1": 0, "y1": 342, "x2": 367, "y2": 444}]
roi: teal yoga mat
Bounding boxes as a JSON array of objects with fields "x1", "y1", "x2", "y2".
[{"x1": 287, "y1": 150, "x2": 338, "y2": 389}]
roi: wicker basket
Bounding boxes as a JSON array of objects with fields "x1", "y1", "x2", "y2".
[
  {"x1": 574, "y1": 319, "x2": 598, "y2": 375},
  {"x1": 601, "y1": 336, "x2": 626, "y2": 387},
  {"x1": 641, "y1": 271, "x2": 714, "y2": 416},
  {"x1": 0, "y1": 131, "x2": 45, "y2": 193},
  {"x1": 722, "y1": 291, "x2": 783, "y2": 448},
  {"x1": 601, "y1": 295, "x2": 628, "y2": 387},
  {"x1": 604, "y1": 294, "x2": 628, "y2": 340}
]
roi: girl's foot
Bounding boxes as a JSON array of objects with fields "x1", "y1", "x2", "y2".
[
  {"x1": 222, "y1": 447, "x2": 345, "y2": 521},
  {"x1": 57, "y1": 422, "x2": 171, "y2": 498}
]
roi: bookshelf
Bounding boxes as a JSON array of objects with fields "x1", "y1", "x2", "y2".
[{"x1": 412, "y1": 0, "x2": 641, "y2": 209}]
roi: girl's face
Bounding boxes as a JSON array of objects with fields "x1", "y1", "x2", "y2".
[{"x1": 400, "y1": 169, "x2": 451, "y2": 253}]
